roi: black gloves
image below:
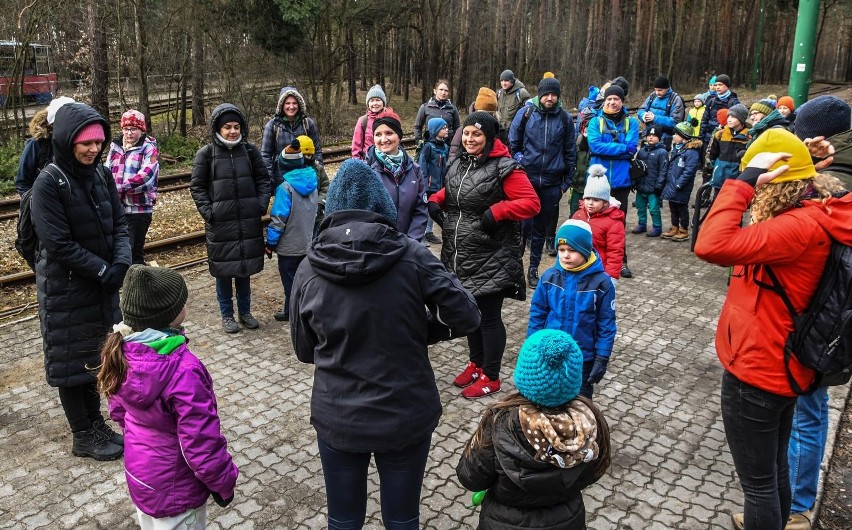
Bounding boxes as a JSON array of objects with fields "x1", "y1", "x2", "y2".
[
  {"x1": 736, "y1": 167, "x2": 764, "y2": 188},
  {"x1": 264, "y1": 242, "x2": 274, "y2": 259},
  {"x1": 586, "y1": 355, "x2": 609, "y2": 385},
  {"x1": 481, "y1": 209, "x2": 498, "y2": 234},
  {"x1": 425, "y1": 305, "x2": 453, "y2": 345},
  {"x1": 211, "y1": 491, "x2": 233, "y2": 508},
  {"x1": 100, "y1": 263, "x2": 129, "y2": 293},
  {"x1": 428, "y1": 202, "x2": 445, "y2": 228},
  {"x1": 690, "y1": 117, "x2": 699, "y2": 127},
  {"x1": 316, "y1": 202, "x2": 325, "y2": 218}
]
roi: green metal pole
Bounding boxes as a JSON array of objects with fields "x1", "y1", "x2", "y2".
[
  {"x1": 788, "y1": 0, "x2": 821, "y2": 107},
  {"x1": 751, "y1": 0, "x2": 766, "y2": 91}
]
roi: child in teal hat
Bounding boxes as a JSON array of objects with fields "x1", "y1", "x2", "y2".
[
  {"x1": 457, "y1": 329, "x2": 611, "y2": 529},
  {"x1": 528, "y1": 219, "x2": 617, "y2": 398}
]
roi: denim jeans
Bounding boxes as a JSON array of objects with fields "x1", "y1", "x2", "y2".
[
  {"x1": 634, "y1": 192, "x2": 662, "y2": 228},
  {"x1": 721, "y1": 371, "x2": 797, "y2": 529},
  {"x1": 788, "y1": 385, "x2": 829, "y2": 513},
  {"x1": 215, "y1": 276, "x2": 251, "y2": 317},
  {"x1": 277, "y1": 255, "x2": 304, "y2": 317},
  {"x1": 317, "y1": 435, "x2": 432, "y2": 530},
  {"x1": 524, "y1": 184, "x2": 562, "y2": 269},
  {"x1": 125, "y1": 213, "x2": 152, "y2": 265}
]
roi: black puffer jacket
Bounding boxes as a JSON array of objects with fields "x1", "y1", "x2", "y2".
[
  {"x1": 457, "y1": 409, "x2": 597, "y2": 529},
  {"x1": 441, "y1": 151, "x2": 526, "y2": 301},
  {"x1": 291, "y1": 210, "x2": 480, "y2": 453},
  {"x1": 190, "y1": 104, "x2": 271, "y2": 278},
  {"x1": 31, "y1": 103, "x2": 130, "y2": 387}
]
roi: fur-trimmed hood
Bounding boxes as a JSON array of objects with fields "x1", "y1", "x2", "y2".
[{"x1": 276, "y1": 87, "x2": 307, "y2": 117}]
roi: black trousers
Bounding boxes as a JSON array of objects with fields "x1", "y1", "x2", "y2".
[
  {"x1": 467, "y1": 293, "x2": 506, "y2": 381},
  {"x1": 57, "y1": 382, "x2": 103, "y2": 432},
  {"x1": 126, "y1": 213, "x2": 152, "y2": 265},
  {"x1": 669, "y1": 201, "x2": 690, "y2": 229}
]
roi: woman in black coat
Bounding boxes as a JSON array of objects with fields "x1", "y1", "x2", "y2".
[
  {"x1": 31, "y1": 102, "x2": 130, "y2": 461},
  {"x1": 190, "y1": 103, "x2": 271, "y2": 333}
]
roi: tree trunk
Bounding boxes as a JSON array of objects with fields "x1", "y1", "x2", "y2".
[
  {"x1": 191, "y1": 0, "x2": 206, "y2": 126},
  {"x1": 132, "y1": 0, "x2": 151, "y2": 132},
  {"x1": 88, "y1": 0, "x2": 110, "y2": 118}
]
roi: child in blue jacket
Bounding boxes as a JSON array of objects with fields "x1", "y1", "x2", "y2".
[
  {"x1": 632, "y1": 126, "x2": 669, "y2": 237},
  {"x1": 660, "y1": 122, "x2": 702, "y2": 242},
  {"x1": 266, "y1": 139, "x2": 318, "y2": 322},
  {"x1": 528, "y1": 219, "x2": 617, "y2": 398},
  {"x1": 419, "y1": 117, "x2": 449, "y2": 245}
]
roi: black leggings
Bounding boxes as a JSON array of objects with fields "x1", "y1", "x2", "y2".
[
  {"x1": 611, "y1": 187, "x2": 630, "y2": 263},
  {"x1": 467, "y1": 293, "x2": 506, "y2": 381},
  {"x1": 669, "y1": 201, "x2": 690, "y2": 229},
  {"x1": 57, "y1": 382, "x2": 103, "y2": 433}
]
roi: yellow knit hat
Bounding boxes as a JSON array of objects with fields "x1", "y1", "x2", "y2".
[
  {"x1": 296, "y1": 135, "x2": 315, "y2": 155},
  {"x1": 740, "y1": 129, "x2": 816, "y2": 183}
]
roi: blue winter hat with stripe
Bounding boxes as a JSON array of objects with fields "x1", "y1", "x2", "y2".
[
  {"x1": 514, "y1": 329, "x2": 584, "y2": 407},
  {"x1": 427, "y1": 117, "x2": 448, "y2": 140},
  {"x1": 325, "y1": 159, "x2": 398, "y2": 225},
  {"x1": 556, "y1": 219, "x2": 593, "y2": 259}
]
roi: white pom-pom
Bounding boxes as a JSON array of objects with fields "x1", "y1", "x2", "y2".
[{"x1": 588, "y1": 164, "x2": 607, "y2": 178}]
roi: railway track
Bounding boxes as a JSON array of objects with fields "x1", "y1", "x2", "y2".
[{"x1": 0, "y1": 137, "x2": 417, "y2": 289}]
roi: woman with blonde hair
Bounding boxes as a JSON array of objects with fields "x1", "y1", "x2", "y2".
[{"x1": 695, "y1": 128, "x2": 852, "y2": 529}]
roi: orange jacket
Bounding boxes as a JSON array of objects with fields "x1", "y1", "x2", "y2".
[{"x1": 695, "y1": 179, "x2": 852, "y2": 396}]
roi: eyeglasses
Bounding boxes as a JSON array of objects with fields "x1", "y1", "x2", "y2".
[
  {"x1": 122, "y1": 127, "x2": 140, "y2": 133},
  {"x1": 749, "y1": 111, "x2": 761, "y2": 117}
]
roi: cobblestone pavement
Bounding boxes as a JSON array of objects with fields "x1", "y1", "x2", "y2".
[{"x1": 1, "y1": 196, "x2": 849, "y2": 529}]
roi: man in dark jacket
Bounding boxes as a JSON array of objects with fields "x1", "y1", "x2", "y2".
[
  {"x1": 31, "y1": 102, "x2": 130, "y2": 461},
  {"x1": 509, "y1": 77, "x2": 576, "y2": 287},
  {"x1": 496, "y1": 69, "x2": 531, "y2": 141},
  {"x1": 699, "y1": 74, "x2": 741, "y2": 143},
  {"x1": 290, "y1": 158, "x2": 480, "y2": 529}
]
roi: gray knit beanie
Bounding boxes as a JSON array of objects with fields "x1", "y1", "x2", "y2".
[
  {"x1": 121, "y1": 265, "x2": 189, "y2": 331},
  {"x1": 366, "y1": 84, "x2": 387, "y2": 107},
  {"x1": 728, "y1": 104, "x2": 749, "y2": 126},
  {"x1": 583, "y1": 164, "x2": 611, "y2": 201}
]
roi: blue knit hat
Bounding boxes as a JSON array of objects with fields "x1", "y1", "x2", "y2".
[
  {"x1": 794, "y1": 95, "x2": 851, "y2": 142},
  {"x1": 555, "y1": 219, "x2": 593, "y2": 259},
  {"x1": 514, "y1": 329, "x2": 584, "y2": 407},
  {"x1": 325, "y1": 159, "x2": 398, "y2": 225},
  {"x1": 427, "y1": 117, "x2": 448, "y2": 140}
]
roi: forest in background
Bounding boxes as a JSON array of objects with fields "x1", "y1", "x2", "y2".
[{"x1": 1, "y1": 0, "x2": 851, "y2": 140}]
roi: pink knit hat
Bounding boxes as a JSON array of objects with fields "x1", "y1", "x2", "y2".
[
  {"x1": 121, "y1": 109, "x2": 147, "y2": 132},
  {"x1": 73, "y1": 122, "x2": 106, "y2": 144}
]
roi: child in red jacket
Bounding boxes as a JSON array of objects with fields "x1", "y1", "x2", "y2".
[{"x1": 571, "y1": 164, "x2": 625, "y2": 281}]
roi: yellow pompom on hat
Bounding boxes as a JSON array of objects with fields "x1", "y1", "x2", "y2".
[
  {"x1": 740, "y1": 128, "x2": 816, "y2": 183},
  {"x1": 543, "y1": 71, "x2": 556, "y2": 79},
  {"x1": 296, "y1": 134, "x2": 315, "y2": 155}
]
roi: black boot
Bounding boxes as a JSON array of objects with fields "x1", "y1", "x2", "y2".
[
  {"x1": 528, "y1": 267, "x2": 539, "y2": 288},
  {"x1": 72, "y1": 427, "x2": 123, "y2": 461},
  {"x1": 92, "y1": 418, "x2": 124, "y2": 446},
  {"x1": 544, "y1": 239, "x2": 557, "y2": 257}
]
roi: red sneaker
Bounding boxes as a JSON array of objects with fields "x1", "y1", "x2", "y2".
[
  {"x1": 453, "y1": 362, "x2": 480, "y2": 388},
  {"x1": 461, "y1": 373, "x2": 501, "y2": 399}
]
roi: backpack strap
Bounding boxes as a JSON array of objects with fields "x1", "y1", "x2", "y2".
[{"x1": 360, "y1": 114, "x2": 369, "y2": 152}]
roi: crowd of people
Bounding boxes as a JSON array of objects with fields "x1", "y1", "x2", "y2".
[{"x1": 15, "y1": 67, "x2": 851, "y2": 529}]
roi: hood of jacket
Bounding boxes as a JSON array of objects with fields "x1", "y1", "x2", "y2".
[
  {"x1": 505, "y1": 79, "x2": 526, "y2": 95},
  {"x1": 800, "y1": 192, "x2": 852, "y2": 246},
  {"x1": 51, "y1": 103, "x2": 111, "y2": 176},
  {"x1": 116, "y1": 329, "x2": 187, "y2": 409},
  {"x1": 283, "y1": 166, "x2": 318, "y2": 196},
  {"x1": 276, "y1": 87, "x2": 307, "y2": 118},
  {"x1": 308, "y1": 209, "x2": 409, "y2": 285},
  {"x1": 209, "y1": 103, "x2": 248, "y2": 145}
]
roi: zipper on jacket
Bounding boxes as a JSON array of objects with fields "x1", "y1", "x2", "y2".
[
  {"x1": 229, "y1": 151, "x2": 247, "y2": 274},
  {"x1": 453, "y1": 162, "x2": 473, "y2": 272}
]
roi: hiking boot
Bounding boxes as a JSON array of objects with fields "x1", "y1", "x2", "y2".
[
  {"x1": 453, "y1": 361, "x2": 481, "y2": 388},
  {"x1": 661, "y1": 226, "x2": 679, "y2": 239},
  {"x1": 424, "y1": 232, "x2": 442, "y2": 245},
  {"x1": 222, "y1": 316, "x2": 240, "y2": 333},
  {"x1": 72, "y1": 427, "x2": 123, "y2": 461},
  {"x1": 646, "y1": 226, "x2": 663, "y2": 237},
  {"x1": 631, "y1": 223, "x2": 647, "y2": 234},
  {"x1": 461, "y1": 373, "x2": 501, "y2": 399},
  {"x1": 785, "y1": 511, "x2": 813, "y2": 530},
  {"x1": 544, "y1": 239, "x2": 557, "y2": 257},
  {"x1": 672, "y1": 227, "x2": 689, "y2": 242},
  {"x1": 621, "y1": 264, "x2": 633, "y2": 278},
  {"x1": 528, "y1": 267, "x2": 539, "y2": 288},
  {"x1": 273, "y1": 309, "x2": 289, "y2": 322},
  {"x1": 92, "y1": 418, "x2": 123, "y2": 446},
  {"x1": 239, "y1": 313, "x2": 259, "y2": 329}
]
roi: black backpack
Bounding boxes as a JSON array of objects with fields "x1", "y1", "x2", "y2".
[{"x1": 762, "y1": 240, "x2": 852, "y2": 393}]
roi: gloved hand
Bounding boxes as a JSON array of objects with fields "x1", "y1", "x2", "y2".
[
  {"x1": 690, "y1": 117, "x2": 699, "y2": 127},
  {"x1": 428, "y1": 202, "x2": 445, "y2": 228},
  {"x1": 736, "y1": 167, "x2": 764, "y2": 188},
  {"x1": 481, "y1": 209, "x2": 498, "y2": 234},
  {"x1": 211, "y1": 491, "x2": 233, "y2": 508},
  {"x1": 264, "y1": 246, "x2": 274, "y2": 259},
  {"x1": 586, "y1": 355, "x2": 609, "y2": 385},
  {"x1": 100, "y1": 263, "x2": 129, "y2": 293}
]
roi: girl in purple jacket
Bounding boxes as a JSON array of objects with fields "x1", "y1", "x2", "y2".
[{"x1": 98, "y1": 265, "x2": 238, "y2": 529}]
